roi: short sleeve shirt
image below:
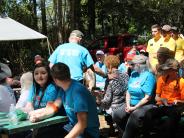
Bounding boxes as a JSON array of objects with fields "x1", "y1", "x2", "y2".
[
  {"x1": 128, "y1": 71, "x2": 156, "y2": 105},
  {"x1": 156, "y1": 75, "x2": 184, "y2": 104},
  {"x1": 175, "y1": 37, "x2": 184, "y2": 62},
  {"x1": 48, "y1": 43, "x2": 94, "y2": 81},
  {"x1": 57, "y1": 80, "x2": 99, "y2": 138},
  {"x1": 27, "y1": 83, "x2": 58, "y2": 109}
]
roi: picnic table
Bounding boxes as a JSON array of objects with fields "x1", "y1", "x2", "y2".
[{"x1": 0, "y1": 112, "x2": 68, "y2": 138}]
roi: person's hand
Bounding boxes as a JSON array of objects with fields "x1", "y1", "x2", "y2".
[
  {"x1": 29, "y1": 114, "x2": 39, "y2": 122},
  {"x1": 125, "y1": 105, "x2": 136, "y2": 113},
  {"x1": 160, "y1": 98, "x2": 168, "y2": 106}
]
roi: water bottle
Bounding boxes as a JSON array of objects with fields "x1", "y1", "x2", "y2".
[{"x1": 8, "y1": 104, "x2": 18, "y2": 125}]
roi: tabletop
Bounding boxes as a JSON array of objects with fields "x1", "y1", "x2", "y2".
[{"x1": 0, "y1": 112, "x2": 68, "y2": 135}]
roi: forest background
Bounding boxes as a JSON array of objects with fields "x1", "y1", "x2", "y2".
[{"x1": 0, "y1": 0, "x2": 184, "y2": 76}]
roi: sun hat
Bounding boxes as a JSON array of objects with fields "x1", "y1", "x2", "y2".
[
  {"x1": 0, "y1": 62, "x2": 12, "y2": 81},
  {"x1": 162, "y1": 25, "x2": 171, "y2": 32},
  {"x1": 131, "y1": 55, "x2": 147, "y2": 64},
  {"x1": 157, "y1": 47, "x2": 175, "y2": 58},
  {"x1": 159, "y1": 58, "x2": 179, "y2": 70},
  {"x1": 157, "y1": 47, "x2": 172, "y2": 55},
  {"x1": 69, "y1": 30, "x2": 84, "y2": 38},
  {"x1": 96, "y1": 50, "x2": 104, "y2": 55}
]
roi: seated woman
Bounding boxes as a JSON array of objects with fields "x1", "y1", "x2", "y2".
[
  {"x1": 144, "y1": 58, "x2": 184, "y2": 138},
  {"x1": 0, "y1": 62, "x2": 16, "y2": 112},
  {"x1": 17, "y1": 61, "x2": 63, "y2": 138},
  {"x1": 96, "y1": 55, "x2": 129, "y2": 130},
  {"x1": 28, "y1": 63, "x2": 100, "y2": 138},
  {"x1": 16, "y1": 72, "x2": 33, "y2": 109},
  {"x1": 121, "y1": 55, "x2": 156, "y2": 138},
  {"x1": 23, "y1": 61, "x2": 59, "y2": 112}
]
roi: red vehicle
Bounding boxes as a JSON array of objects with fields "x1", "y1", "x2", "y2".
[{"x1": 85, "y1": 34, "x2": 146, "y2": 61}]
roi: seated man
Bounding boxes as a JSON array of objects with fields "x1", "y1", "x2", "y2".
[
  {"x1": 28, "y1": 63, "x2": 100, "y2": 138},
  {"x1": 95, "y1": 50, "x2": 107, "y2": 91},
  {"x1": 144, "y1": 58, "x2": 184, "y2": 138},
  {"x1": 0, "y1": 62, "x2": 16, "y2": 112}
]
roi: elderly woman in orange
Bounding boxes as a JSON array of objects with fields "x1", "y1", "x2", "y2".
[{"x1": 144, "y1": 58, "x2": 184, "y2": 138}]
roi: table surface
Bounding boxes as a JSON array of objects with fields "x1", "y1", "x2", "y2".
[{"x1": 0, "y1": 112, "x2": 68, "y2": 135}]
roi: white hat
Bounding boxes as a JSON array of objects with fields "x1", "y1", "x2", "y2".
[
  {"x1": 162, "y1": 25, "x2": 171, "y2": 32},
  {"x1": 0, "y1": 63, "x2": 12, "y2": 81},
  {"x1": 96, "y1": 50, "x2": 104, "y2": 55}
]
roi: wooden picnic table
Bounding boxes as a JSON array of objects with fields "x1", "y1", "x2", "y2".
[{"x1": 0, "y1": 112, "x2": 68, "y2": 138}]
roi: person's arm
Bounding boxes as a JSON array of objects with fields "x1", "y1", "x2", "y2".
[
  {"x1": 49, "y1": 62, "x2": 54, "y2": 68},
  {"x1": 65, "y1": 112, "x2": 87, "y2": 138},
  {"x1": 29, "y1": 98, "x2": 62, "y2": 122},
  {"x1": 90, "y1": 64, "x2": 107, "y2": 78},
  {"x1": 22, "y1": 102, "x2": 34, "y2": 113},
  {"x1": 134, "y1": 94, "x2": 150, "y2": 109},
  {"x1": 99, "y1": 84, "x2": 113, "y2": 108},
  {"x1": 125, "y1": 91, "x2": 131, "y2": 112},
  {"x1": 155, "y1": 94, "x2": 168, "y2": 106},
  {"x1": 155, "y1": 76, "x2": 168, "y2": 105}
]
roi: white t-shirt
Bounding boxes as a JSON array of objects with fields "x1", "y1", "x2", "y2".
[{"x1": 16, "y1": 89, "x2": 30, "y2": 109}]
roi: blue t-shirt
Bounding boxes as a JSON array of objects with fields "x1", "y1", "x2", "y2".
[
  {"x1": 27, "y1": 83, "x2": 58, "y2": 109},
  {"x1": 128, "y1": 71, "x2": 156, "y2": 105},
  {"x1": 48, "y1": 43, "x2": 94, "y2": 81},
  {"x1": 118, "y1": 63, "x2": 127, "y2": 73},
  {"x1": 95, "y1": 61, "x2": 107, "y2": 89},
  {"x1": 58, "y1": 80, "x2": 99, "y2": 138}
]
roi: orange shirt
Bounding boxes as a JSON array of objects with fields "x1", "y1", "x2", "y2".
[{"x1": 156, "y1": 75, "x2": 184, "y2": 104}]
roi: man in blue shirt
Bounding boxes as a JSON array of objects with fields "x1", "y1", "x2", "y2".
[
  {"x1": 29, "y1": 63, "x2": 100, "y2": 138},
  {"x1": 95, "y1": 50, "x2": 107, "y2": 90},
  {"x1": 49, "y1": 30, "x2": 106, "y2": 83}
]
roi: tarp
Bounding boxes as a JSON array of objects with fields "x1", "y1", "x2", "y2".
[{"x1": 0, "y1": 17, "x2": 47, "y2": 41}]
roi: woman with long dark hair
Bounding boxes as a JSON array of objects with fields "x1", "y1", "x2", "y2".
[{"x1": 24, "y1": 61, "x2": 58, "y2": 112}]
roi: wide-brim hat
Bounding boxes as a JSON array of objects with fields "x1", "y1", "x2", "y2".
[
  {"x1": 0, "y1": 62, "x2": 12, "y2": 81},
  {"x1": 159, "y1": 58, "x2": 179, "y2": 70},
  {"x1": 157, "y1": 47, "x2": 175, "y2": 57}
]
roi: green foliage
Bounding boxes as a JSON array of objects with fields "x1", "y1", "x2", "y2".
[{"x1": 1, "y1": 0, "x2": 184, "y2": 76}]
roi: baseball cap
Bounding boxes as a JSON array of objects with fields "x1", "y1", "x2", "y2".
[
  {"x1": 70, "y1": 30, "x2": 84, "y2": 38},
  {"x1": 162, "y1": 25, "x2": 171, "y2": 32},
  {"x1": 96, "y1": 50, "x2": 104, "y2": 55}
]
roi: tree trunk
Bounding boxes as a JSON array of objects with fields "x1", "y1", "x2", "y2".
[
  {"x1": 88, "y1": 0, "x2": 95, "y2": 39},
  {"x1": 69, "y1": 0, "x2": 81, "y2": 30},
  {"x1": 57, "y1": 0, "x2": 63, "y2": 43},
  {"x1": 32, "y1": 0, "x2": 38, "y2": 30},
  {"x1": 41, "y1": 0, "x2": 47, "y2": 35}
]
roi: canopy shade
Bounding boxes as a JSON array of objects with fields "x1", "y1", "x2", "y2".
[{"x1": 0, "y1": 17, "x2": 47, "y2": 41}]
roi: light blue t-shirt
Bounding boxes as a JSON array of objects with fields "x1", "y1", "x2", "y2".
[
  {"x1": 48, "y1": 43, "x2": 94, "y2": 81},
  {"x1": 128, "y1": 71, "x2": 156, "y2": 105},
  {"x1": 95, "y1": 61, "x2": 107, "y2": 90},
  {"x1": 27, "y1": 83, "x2": 58, "y2": 109},
  {"x1": 58, "y1": 80, "x2": 99, "y2": 138},
  {"x1": 118, "y1": 63, "x2": 127, "y2": 73}
]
